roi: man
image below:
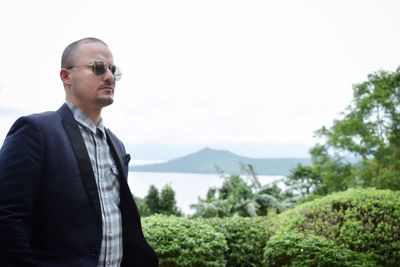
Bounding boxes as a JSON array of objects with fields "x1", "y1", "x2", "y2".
[{"x1": 0, "y1": 38, "x2": 159, "y2": 266}]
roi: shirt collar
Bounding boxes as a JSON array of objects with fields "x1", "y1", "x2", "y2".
[{"x1": 65, "y1": 101, "x2": 106, "y2": 138}]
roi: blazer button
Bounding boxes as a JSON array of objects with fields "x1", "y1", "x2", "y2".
[{"x1": 90, "y1": 251, "x2": 98, "y2": 257}]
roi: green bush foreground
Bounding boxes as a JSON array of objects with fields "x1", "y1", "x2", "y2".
[
  {"x1": 142, "y1": 215, "x2": 227, "y2": 266},
  {"x1": 142, "y1": 188, "x2": 400, "y2": 266}
]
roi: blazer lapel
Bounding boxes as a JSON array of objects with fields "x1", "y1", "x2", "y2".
[
  {"x1": 105, "y1": 129, "x2": 128, "y2": 181},
  {"x1": 106, "y1": 129, "x2": 152, "y2": 266},
  {"x1": 58, "y1": 104, "x2": 102, "y2": 220}
]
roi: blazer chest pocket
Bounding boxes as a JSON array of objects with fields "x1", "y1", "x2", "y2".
[{"x1": 122, "y1": 153, "x2": 131, "y2": 174}]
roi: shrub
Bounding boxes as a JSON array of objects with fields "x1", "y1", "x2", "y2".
[
  {"x1": 264, "y1": 188, "x2": 400, "y2": 266},
  {"x1": 263, "y1": 232, "x2": 376, "y2": 266},
  {"x1": 204, "y1": 216, "x2": 272, "y2": 267},
  {"x1": 142, "y1": 215, "x2": 227, "y2": 267}
]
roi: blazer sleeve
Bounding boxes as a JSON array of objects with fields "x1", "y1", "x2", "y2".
[{"x1": 0, "y1": 117, "x2": 43, "y2": 266}]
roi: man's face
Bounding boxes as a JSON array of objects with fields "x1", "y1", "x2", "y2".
[{"x1": 65, "y1": 42, "x2": 116, "y2": 112}]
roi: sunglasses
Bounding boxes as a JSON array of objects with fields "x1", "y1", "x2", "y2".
[{"x1": 67, "y1": 61, "x2": 122, "y2": 81}]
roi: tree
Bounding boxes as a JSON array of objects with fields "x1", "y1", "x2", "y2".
[
  {"x1": 144, "y1": 185, "x2": 161, "y2": 215},
  {"x1": 289, "y1": 67, "x2": 400, "y2": 193},
  {"x1": 159, "y1": 184, "x2": 182, "y2": 216},
  {"x1": 142, "y1": 184, "x2": 182, "y2": 216},
  {"x1": 191, "y1": 164, "x2": 287, "y2": 218},
  {"x1": 189, "y1": 187, "x2": 228, "y2": 218},
  {"x1": 287, "y1": 145, "x2": 355, "y2": 196},
  {"x1": 287, "y1": 164, "x2": 318, "y2": 196}
]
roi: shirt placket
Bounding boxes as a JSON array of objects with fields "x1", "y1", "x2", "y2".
[{"x1": 95, "y1": 132, "x2": 113, "y2": 266}]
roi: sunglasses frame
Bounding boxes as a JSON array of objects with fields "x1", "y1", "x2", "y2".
[{"x1": 67, "y1": 61, "x2": 122, "y2": 81}]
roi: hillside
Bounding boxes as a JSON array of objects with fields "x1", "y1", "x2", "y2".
[{"x1": 130, "y1": 147, "x2": 311, "y2": 175}]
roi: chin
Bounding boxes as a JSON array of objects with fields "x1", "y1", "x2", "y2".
[{"x1": 97, "y1": 97, "x2": 114, "y2": 107}]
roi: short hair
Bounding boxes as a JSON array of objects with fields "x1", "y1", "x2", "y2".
[{"x1": 61, "y1": 37, "x2": 108, "y2": 68}]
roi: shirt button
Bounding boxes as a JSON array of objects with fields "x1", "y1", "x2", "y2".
[{"x1": 107, "y1": 261, "x2": 110, "y2": 265}]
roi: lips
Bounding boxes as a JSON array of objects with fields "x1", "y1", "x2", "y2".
[{"x1": 98, "y1": 85, "x2": 114, "y2": 93}]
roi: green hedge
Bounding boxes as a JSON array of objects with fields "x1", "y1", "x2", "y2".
[
  {"x1": 142, "y1": 215, "x2": 227, "y2": 267},
  {"x1": 264, "y1": 232, "x2": 375, "y2": 266},
  {"x1": 204, "y1": 216, "x2": 271, "y2": 267},
  {"x1": 264, "y1": 188, "x2": 400, "y2": 266},
  {"x1": 141, "y1": 189, "x2": 400, "y2": 266}
]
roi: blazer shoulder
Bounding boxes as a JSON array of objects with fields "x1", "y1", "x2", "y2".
[
  {"x1": 17, "y1": 103, "x2": 73, "y2": 125},
  {"x1": 17, "y1": 110, "x2": 60, "y2": 124},
  {"x1": 7, "y1": 111, "x2": 59, "y2": 134}
]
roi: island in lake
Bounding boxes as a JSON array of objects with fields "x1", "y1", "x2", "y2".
[{"x1": 130, "y1": 147, "x2": 311, "y2": 175}]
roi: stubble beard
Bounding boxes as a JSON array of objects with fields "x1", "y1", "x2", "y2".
[{"x1": 95, "y1": 94, "x2": 114, "y2": 108}]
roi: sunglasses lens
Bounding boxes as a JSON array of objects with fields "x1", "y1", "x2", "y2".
[
  {"x1": 114, "y1": 67, "x2": 122, "y2": 81},
  {"x1": 110, "y1": 65, "x2": 116, "y2": 74},
  {"x1": 90, "y1": 61, "x2": 121, "y2": 81},
  {"x1": 92, "y1": 62, "x2": 107, "y2": 75}
]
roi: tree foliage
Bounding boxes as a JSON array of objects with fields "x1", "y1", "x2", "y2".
[
  {"x1": 190, "y1": 164, "x2": 291, "y2": 218},
  {"x1": 287, "y1": 145, "x2": 355, "y2": 196},
  {"x1": 288, "y1": 67, "x2": 400, "y2": 194},
  {"x1": 144, "y1": 185, "x2": 160, "y2": 214},
  {"x1": 159, "y1": 184, "x2": 181, "y2": 216},
  {"x1": 140, "y1": 184, "x2": 182, "y2": 216}
]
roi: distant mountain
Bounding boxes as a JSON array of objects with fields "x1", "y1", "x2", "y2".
[
  {"x1": 130, "y1": 147, "x2": 311, "y2": 175},
  {"x1": 125, "y1": 143, "x2": 311, "y2": 160}
]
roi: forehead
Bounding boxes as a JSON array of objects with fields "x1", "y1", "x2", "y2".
[{"x1": 73, "y1": 42, "x2": 114, "y2": 64}]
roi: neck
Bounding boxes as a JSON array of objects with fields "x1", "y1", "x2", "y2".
[
  {"x1": 83, "y1": 107, "x2": 102, "y2": 126},
  {"x1": 66, "y1": 99, "x2": 102, "y2": 125}
]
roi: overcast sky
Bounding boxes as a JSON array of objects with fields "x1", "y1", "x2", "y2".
[{"x1": 1, "y1": 0, "x2": 400, "y2": 158}]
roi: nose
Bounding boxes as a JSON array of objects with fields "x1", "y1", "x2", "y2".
[{"x1": 102, "y1": 66, "x2": 115, "y2": 82}]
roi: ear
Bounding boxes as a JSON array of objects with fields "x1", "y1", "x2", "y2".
[{"x1": 60, "y1": 68, "x2": 72, "y2": 86}]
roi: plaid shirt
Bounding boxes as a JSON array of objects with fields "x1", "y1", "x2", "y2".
[{"x1": 66, "y1": 101, "x2": 123, "y2": 267}]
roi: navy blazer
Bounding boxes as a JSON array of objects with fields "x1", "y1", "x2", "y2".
[{"x1": 0, "y1": 104, "x2": 158, "y2": 267}]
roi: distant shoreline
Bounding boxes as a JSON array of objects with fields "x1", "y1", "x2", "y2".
[{"x1": 130, "y1": 147, "x2": 311, "y2": 176}]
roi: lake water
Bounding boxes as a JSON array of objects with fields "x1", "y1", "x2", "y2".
[{"x1": 127, "y1": 171, "x2": 285, "y2": 215}]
